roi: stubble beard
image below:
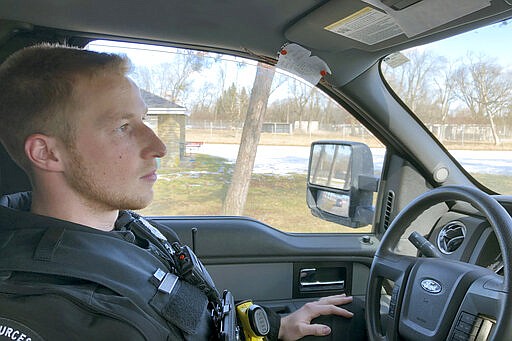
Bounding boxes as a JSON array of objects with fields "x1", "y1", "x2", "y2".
[{"x1": 65, "y1": 145, "x2": 152, "y2": 212}]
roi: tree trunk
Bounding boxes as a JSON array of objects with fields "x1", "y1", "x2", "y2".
[
  {"x1": 482, "y1": 92, "x2": 501, "y2": 145},
  {"x1": 487, "y1": 111, "x2": 501, "y2": 145},
  {"x1": 223, "y1": 63, "x2": 275, "y2": 215}
]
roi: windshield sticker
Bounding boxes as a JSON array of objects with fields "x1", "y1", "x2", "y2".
[
  {"x1": 383, "y1": 52, "x2": 409, "y2": 68},
  {"x1": 276, "y1": 43, "x2": 331, "y2": 85},
  {"x1": 324, "y1": 7, "x2": 404, "y2": 45}
]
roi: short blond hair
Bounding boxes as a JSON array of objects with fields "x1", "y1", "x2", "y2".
[{"x1": 0, "y1": 43, "x2": 132, "y2": 172}]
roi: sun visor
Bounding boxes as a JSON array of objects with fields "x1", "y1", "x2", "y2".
[{"x1": 284, "y1": 0, "x2": 497, "y2": 53}]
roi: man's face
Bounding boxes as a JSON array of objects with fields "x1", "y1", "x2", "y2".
[{"x1": 62, "y1": 74, "x2": 167, "y2": 211}]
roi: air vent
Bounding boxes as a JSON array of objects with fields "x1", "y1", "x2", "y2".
[
  {"x1": 383, "y1": 190, "x2": 395, "y2": 230},
  {"x1": 437, "y1": 221, "x2": 466, "y2": 254}
]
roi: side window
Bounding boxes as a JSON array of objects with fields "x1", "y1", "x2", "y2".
[{"x1": 88, "y1": 41, "x2": 383, "y2": 233}]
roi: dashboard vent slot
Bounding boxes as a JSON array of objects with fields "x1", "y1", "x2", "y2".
[
  {"x1": 437, "y1": 221, "x2": 466, "y2": 254},
  {"x1": 383, "y1": 190, "x2": 395, "y2": 230}
]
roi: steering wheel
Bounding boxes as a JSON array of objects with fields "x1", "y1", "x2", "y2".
[{"x1": 366, "y1": 185, "x2": 512, "y2": 340}]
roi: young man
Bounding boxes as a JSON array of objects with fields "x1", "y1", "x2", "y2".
[{"x1": 0, "y1": 44, "x2": 366, "y2": 340}]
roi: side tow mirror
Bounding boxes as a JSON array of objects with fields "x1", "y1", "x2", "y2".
[{"x1": 306, "y1": 141, "x2": 379, "y2": 228}]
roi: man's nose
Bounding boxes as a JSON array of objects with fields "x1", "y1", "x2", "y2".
[{"x1": 142, "y1": 126, "x2": 167, "y2": 159}]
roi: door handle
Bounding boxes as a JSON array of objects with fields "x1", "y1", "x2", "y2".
[{"x1": 299, "y1": 268, "x2": 345, "y2": 289}]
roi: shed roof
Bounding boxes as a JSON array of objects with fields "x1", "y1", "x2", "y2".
[{"x1": 140, "y1": 89, "x2": 185, "y2": 110}]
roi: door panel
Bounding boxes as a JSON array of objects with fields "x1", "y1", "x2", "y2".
[{"x1": 152, "y1": 216, "x2": 376, "y2": 308}]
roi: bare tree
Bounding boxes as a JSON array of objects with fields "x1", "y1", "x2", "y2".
[
  {"x1": 454, "y1": 54, "x2": 512, "y2": 145},
  {"x1": 223, "y1": 63, "x2": 275, "y2": 215},
  {"x1": 289, "y1": 80, "x2": 314, "y2": 133},
  {"x1": 265, "y1": 98, "x2": 294, "y2": 123},
  {"x1": 383, "y1": 50, "x2": 438, "y2": 115},
  {"x1": 432, "y1": 57, "x2": 458, "y2": 141},
  {"x1": 189, "y1": 82, "x2": 217, "y2": 122},
  {"x1": 133, "y1": 50, "x2": 208, "y2": 105}
]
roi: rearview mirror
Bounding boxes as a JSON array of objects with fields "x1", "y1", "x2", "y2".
[{"x1": 307, "y1": 141, "x2": 378, "y2": 228}]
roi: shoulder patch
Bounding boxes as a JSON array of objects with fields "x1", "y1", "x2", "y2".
[{"x1": 0, "y1": 318, "x2": 44, "y2": 341}]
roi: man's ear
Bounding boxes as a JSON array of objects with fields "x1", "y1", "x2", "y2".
[{"x1": 24, "y1": 134, "x2": 65, "y2": 172}]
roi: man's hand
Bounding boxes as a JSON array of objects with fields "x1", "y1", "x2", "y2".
[{"x1": 277, "y1": 294, "x2": 354, "y2": 341}]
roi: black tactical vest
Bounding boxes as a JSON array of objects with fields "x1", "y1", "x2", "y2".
[{"x1": 0, "y1": 196, "x2": 214, "y2": 340}]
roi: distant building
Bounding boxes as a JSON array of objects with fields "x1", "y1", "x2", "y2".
[
  {"x1": 140, "y1": 89, "x2": 189, "y2": 168},
  {"x1": 294, "y1": 120, "x2": 319, "y2": 133},
  {"x1": 262, "y1": 122, "x2": 293, "y2": 134}
]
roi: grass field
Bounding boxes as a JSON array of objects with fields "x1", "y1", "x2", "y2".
[
  {"x1": 140, "y1": 152, "x2": 512, "y2": 233},
  {"x1": 141, "y1": 154, "x2": 371, "y2": 233}
]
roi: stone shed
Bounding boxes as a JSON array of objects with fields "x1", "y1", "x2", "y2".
[{"x1": 140, "y1": 89, "x2": 188, "y2": 168}]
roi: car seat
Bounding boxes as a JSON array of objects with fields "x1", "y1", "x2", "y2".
[{"x1": 0, "y1": 143, "x2": 31, "y2": 195}]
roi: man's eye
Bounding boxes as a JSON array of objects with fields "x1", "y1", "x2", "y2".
[{"x1": 117, "y1": 123, "x2": 129, "y2": 132}]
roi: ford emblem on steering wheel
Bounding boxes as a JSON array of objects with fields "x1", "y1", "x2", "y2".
[{"x1": 420, "y1": 279, "x2": 442, "y2": 294}]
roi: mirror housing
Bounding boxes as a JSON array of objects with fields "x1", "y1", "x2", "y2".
[{"x1": 307, "y1": 141, "x2": 378, "y2": 228}]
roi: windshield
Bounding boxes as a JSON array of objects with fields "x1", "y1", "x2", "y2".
[{"x1": 381, "y1": 19, "x2": 512, "y2": 195}]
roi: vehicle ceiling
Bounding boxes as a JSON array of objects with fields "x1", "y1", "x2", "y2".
[{"x1": 0, "y1": 0, "x2": 511, "y2": 86}]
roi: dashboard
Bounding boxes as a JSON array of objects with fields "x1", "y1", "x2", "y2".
[{"x1": 425, "y1": 195, "x2": 512, "y2": 276}]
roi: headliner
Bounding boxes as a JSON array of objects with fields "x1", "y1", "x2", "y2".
[{"x1": 0, "y1": 0, "x2": 511, "y2": 85}]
